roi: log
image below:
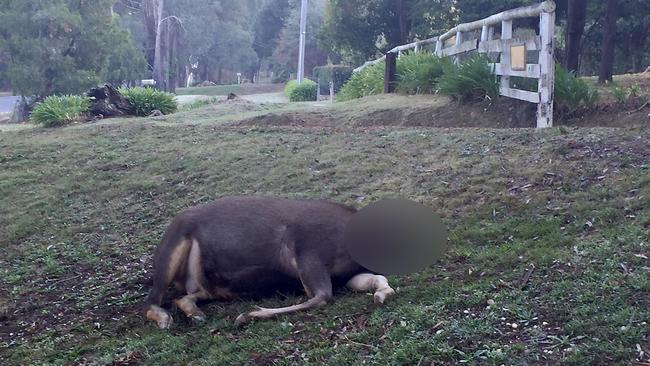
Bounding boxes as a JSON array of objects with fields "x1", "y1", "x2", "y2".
[
  {"x1": 86, "y1": 84, "x2": 132, "y2": 117},
  {"x1": 438, "y1": 1, "x2": 556, "y2": 42}
]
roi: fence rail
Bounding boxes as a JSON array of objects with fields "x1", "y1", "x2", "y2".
[{"x1": 353, "y1": 1, "x2": 557, "y2": 128}]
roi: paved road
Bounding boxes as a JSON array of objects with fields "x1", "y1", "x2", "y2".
[{"x1": 0, "y1": 96, "x2": 20, "y2": 113}]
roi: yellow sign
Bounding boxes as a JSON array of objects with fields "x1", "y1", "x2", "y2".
[{"x1": 511, "y1": 44, "x2": 526, "y2": 71}]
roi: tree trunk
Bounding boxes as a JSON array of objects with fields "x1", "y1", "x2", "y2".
[
  {"x1": 142, "y1": 0, "x2": 160, "y2": 72},
  {"x1": 152, "y1": 0, "x2": 166, "y2": 90},
  {"x1": 395, "y1": 0, "x2": 410, "y2": 44},
  {"x1": 599, "y1": 0, "x2": 619, "y2": 83},
  {"x1": 564, "y1": 0, "x2": 587, "y2": 73}
]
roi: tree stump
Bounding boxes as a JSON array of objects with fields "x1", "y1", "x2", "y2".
[{"x1": 86, "y1": 84, "x2": 132, "y2": 117}]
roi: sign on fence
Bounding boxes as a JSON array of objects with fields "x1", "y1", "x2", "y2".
[{"x1": 354, "y1": 1, "x2": 557, "y2": 129}]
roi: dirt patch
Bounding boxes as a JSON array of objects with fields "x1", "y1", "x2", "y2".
[{"x1": 235, "y1": 94, "x2": 649, "y2": 129}]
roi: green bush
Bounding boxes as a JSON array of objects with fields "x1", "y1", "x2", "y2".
[
  {"x1": 313, "y1": 65, "x2": 354, "y2": 93},
  {"x1": 30, "y1": 95, "x2": 90, "y2": 127},
  {"x1": 285, "y1": 79, "x2": 318, "y2": 102},
  {"x1": 284, "y1": 80, "x2": 299, "y2": 98},
  {"x1": 119, "y1": 87, "x2": 178, "y2": 116},
  {"x1": 554, "y1": 64, "x2": 599, "y2": 112},
  {"x1": 438, "y1": 55, "x2": 499, "y2": 102},
  {"x1": 337, "y1": 62, "x2": 386, "y2": 102},
  {"x1": 397, "y1": 52, "x2": 452, "y2": 94}
]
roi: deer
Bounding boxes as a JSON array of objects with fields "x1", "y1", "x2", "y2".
[{"x1": 144, "y1": 196, "x2": 396, "y2": 329}]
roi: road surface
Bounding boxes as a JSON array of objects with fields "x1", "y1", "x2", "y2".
[{"x1": 0, "y1": 96, "x2": 20, "y2": 114}]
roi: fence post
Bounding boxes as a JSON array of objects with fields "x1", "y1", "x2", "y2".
[
  {"x1": 435, "y1": 39, "x2": 443, "y2": 56},
  {"x1": 384, "y1": 52, "x2": 397, "y2": 93},
  {"x1": 500, "y1": 20, "x2": 513, "y2": 94},
  {"x1": 454, "y1": 31, "x2": 464, "y2": 64},
  {"x1": 537, "y1": 11, "x2": 555, "y2": 128},
  {"x1": 317, "y1": 78, "x2": 321, "y2": 101}
]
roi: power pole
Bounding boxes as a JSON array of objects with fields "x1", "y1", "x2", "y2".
[{"x1": 297, "y1": 0, "x2": 308, "y2": 84}]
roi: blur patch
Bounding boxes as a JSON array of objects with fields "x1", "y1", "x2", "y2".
[{"x1": 345, "y1": 198, "x2": 448, "y2": 275}]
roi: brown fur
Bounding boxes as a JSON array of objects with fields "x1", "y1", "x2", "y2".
[{"x1": 144, "y1": 196, "x2": 393, "y2": 328}]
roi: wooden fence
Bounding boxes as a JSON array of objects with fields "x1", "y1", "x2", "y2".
[{"x1": 354, "y1": 1, "x2": 557, "y2": 128}]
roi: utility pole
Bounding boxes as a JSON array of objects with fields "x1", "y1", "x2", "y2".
[{"x1": 297, "y1": 0, "x2": 308, "y2": 84}]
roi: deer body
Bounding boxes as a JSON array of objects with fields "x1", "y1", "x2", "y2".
[{"x1": 145, "y1": 196, "x2": 395, "y2": 328}]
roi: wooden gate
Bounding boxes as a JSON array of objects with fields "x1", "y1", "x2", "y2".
[{"x1": 354, "y1": 1, "x2": 557, "y2": 128}]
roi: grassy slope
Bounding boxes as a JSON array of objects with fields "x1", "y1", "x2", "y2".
[
  {"x1": 176, "y1": 84, "x2": 283, "y2": 97},
  {"x1": 1, "y1": 97, "x2": 649, "y2": 365}
]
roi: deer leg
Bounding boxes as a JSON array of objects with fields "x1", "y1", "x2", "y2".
[
  {"x1": 235, "y1": 255, "x2": 332, "y2": 326},
  {"x1": 346, "y1": 273, "x2": 396, "y2": 304},
  {"x1": 174, "y1": 290, "x2": 212, "y2": 322}
]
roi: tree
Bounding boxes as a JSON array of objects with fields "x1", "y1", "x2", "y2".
[
  {"x1": 564, "y1": 0, "x2": 587, "y2": 73},
  {"x1": 252, "y1": 0, "x2": 291, "y2": 78},
  {"x1": 0, "y1": 0, "x2": 145, "y2": 97},
  {"x1": 273, "y1": 0, "x2": 329, "y2": 78},
  {"x1": 319, "y1": 0, "x2": 461, "y2": 65},
  {"x1": 105, "y1": 17, "x2": 148, "y2": 86},
  {"x1": 598, "y1": 0, "x2": 619, "y2": 83}
]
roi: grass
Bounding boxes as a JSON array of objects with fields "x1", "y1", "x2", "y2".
[
  {"x1": 176, "y1": 84, "x2": 242, "y2": 96},
  {"x1": 0, "y1": 96, "x2": 649, "y2": 365}
]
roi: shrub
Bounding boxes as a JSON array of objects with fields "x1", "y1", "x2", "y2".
[
  {"x1": 554, "y1": 64, "x2": 599, "y2": 112},
  {"x1": 30, "y1": 95, "x2": 90, "y2": 127},
  {"x1": 397, "y1": 52, "x2": 452, "y2": 94},
  {"x1": 284, "y1": 80, "x2": 299, "y2": 98},
  {"x1": 119, "y1": 87, "x2": 178, "y2": 116},
  {"x1": 337, "y1": 62, "x2": 386, "y2": 102},
  {"x1": 313, "y1": 65, "x2": 354, "y2": 94},
  {"x1": 285, "y1": 79, "x2": 318, "y2": 102},
  {"x1": 438, "y1": 55, "x2": 499, "y2": 102}
]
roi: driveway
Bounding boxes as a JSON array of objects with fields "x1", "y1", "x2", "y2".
[{"x1": 0, "y1": 96, "x2": 20, "y2": 114}]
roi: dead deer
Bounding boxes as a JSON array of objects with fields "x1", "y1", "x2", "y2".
[{"x1": 145, "y1": 196, "x2": 395, "y2": 329}]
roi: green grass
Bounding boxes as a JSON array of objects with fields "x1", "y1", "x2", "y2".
[
  {"x1": 176, "y1": 85, "x2": 242, "y2": 96},
  {"x1": 0, "y1": 97, "x2": 648, "y2": 365}
]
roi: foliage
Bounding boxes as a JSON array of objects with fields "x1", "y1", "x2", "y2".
[
  {"x1": 272, "y1": 0, "x2": 330, "y2": 78},
  {"x1": 30, "y1": 95, "x2": 90, "y2": 127},
  {"x1": 554, "y1": 64, "x2": 599, "y2": 112},
  {"x1": 313, "y1": 65, "x2": 353, "y2": 93},
  {"x1": 252, "y1": 0, "x2": 291, "y2": 62},
  {"x1": 612, "y1": 86, "x2": 628, "y2": 104},
  {"x1": 285, "y1": 79, "x2": 318, "y2": 102},
  {"x1": 438, "y1": 55, "x2": 499, "y2": 102},
  {"x1": 337, "y1": 62, "x2": 386, "y2": 102},
  {"x1": 319, "y1": 0, "x2": 458, "y2": 65},
  {"x1": 119, "y1": 87, "x2": 178, "y2": 116},
  {"x1": 0, "y1": 0, "x2": 144, "y2": 98},
  {"x1": 104, "y1": 17, "x2": 148, "y2": 86},
  {"x1": 396, "y1": 52, "x2": 452, "y2": 94}
]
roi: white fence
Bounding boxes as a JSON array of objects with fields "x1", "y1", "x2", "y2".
[{"x1": 354, "y1": 1, "x2": 557, "y2": 128}]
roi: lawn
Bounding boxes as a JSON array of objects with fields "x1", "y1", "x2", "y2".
[
  {"x1": 176, "y1": 83, "x2": 283, "y2": 97},
  {"x1": 0, "y1": 96, "x2": 648, "y2": 365}
]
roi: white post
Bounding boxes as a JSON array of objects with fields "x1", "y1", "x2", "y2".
[
  {"x1": 435, "y1": 39, "x2": 443, "y2": 56},
  {"x1": 480, "y1": 25, "x2": 490, "y2": 42},
  {"x1": 537, "y1": 11, "x2": 555, "y2": 128},
  {"x1": 297, "y1": 0, "x2": 308, "y2": 84},
  {"x1": 454, "y1": 31, "x2": 463, "y2": 64},
  {"x1": 330, "y1": 81, "x2": 334, "y2": 103},
  {"x1": 500, "y1": 20, "x2": 513, "y2": 93}
]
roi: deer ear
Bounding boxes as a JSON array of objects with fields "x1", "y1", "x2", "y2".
[{"x1": 344, "y1": 198, "x2": 448, "y2": 275}]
